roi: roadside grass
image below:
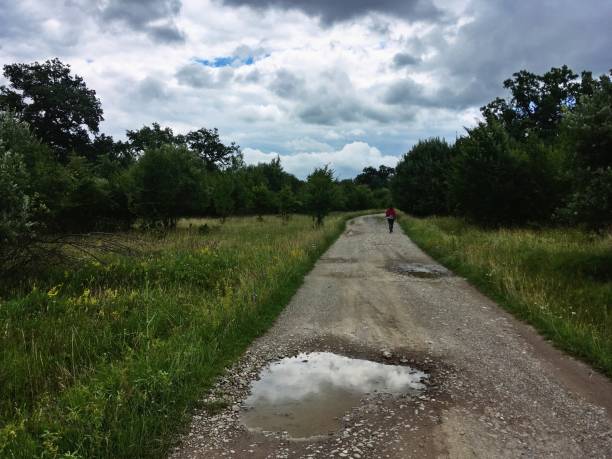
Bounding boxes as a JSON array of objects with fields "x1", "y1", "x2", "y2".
[
  {"x1": 0, "y1": 212, "x2": 368, "y2": 458},
  {"x1": 398, "y1": 215, "x2": 612, "y2": 377}
]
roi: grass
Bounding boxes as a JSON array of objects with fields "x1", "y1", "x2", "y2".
[
  {"x1": 0, "y1": 212, "x2": 368, "y2": 458},
  {"x1": 398, "y1": 215, "x2": 612, "y2": 377}
]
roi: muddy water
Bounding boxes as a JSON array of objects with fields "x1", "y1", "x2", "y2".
[
  {"x1": 241, "y1": 352, "x2": 427, "y2": 439},
  {"x1": 391, "y1": 262, "x2": 451, "y2": 278}
]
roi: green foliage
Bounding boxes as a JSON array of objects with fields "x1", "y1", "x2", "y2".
[
  {"x1": 558, "y1": 168, "x2": 612, "y2": 229},
  {"x1": 450, "y1": 122, "x2": 562, "y2": 226},
  {"x1": 277, "y1": 184, "x2": 298, "y2": 220},
  {"x1": 128, "y1": 145, "x2": 209, "y2": 228},
  {"x1": 184, "y1": 127, "x2": 243, "y2": 171},
  {"x1": 0, "y1": 213, "x2": 362, "y2": 458},
  {"x1": 391, "y1": 138, "x2": 454, "y2": 216},
  {"x1": 304, "y1": 165, "x2": 336, "y2": 226},
  {"x1": 481, "y1": 65, "x2": 583, "y2": 140},
  {"x1": 211, "y1": 172, "x2": 235, "y2": 222},
  {"x1": 354, "y1": 165, "x2": 395, "y2": 189},
  {"x1": 563, "y1": 72, "x2": 612, "y2": 171},
  {"x1": 0, "y1": 58, "x2": 103, "y2": 162},
  {"x1": 250, "y1": 183, "x2": 277, "y2": 218}
]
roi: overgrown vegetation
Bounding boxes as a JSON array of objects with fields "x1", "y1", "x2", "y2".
[
  {"x1": 399, "y1": 216, "x2": 612, "y2": 376},
  {"x1": 391, "y1": 66, "x2": 612, "y2": 230},
  {"x1": 0, "y1": 213, "x2": 366, "y2": 457},
  {"x1": 0, "y1": 59, "x2": 392, "y2": 275}
]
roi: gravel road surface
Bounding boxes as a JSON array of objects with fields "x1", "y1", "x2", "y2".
[{"x1": 171, "y1": 215, "x2": 612, "y2": 458}]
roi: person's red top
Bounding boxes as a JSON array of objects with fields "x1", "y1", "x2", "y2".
[{"x1": 385, "y1": 207, "x2": 396, "y2": 218}]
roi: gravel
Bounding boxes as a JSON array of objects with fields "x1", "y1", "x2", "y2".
[{"x1": 171, "y1": 215, "x2": 612, "y2": 458}]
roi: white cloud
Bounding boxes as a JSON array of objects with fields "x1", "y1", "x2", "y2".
[
  {"x1": 243, "y1": 142, "x2": 400, "y2": 179},
  {"x1": 1, "y1": 0, "x2": 610, "y2": 177}
]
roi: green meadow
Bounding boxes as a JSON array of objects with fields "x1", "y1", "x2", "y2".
[{"x1": 0, "y1": 213, "x2": 365, "y2": 458}]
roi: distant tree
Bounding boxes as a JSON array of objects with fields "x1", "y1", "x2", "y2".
[
  {"x1": 0, "y1": 58, "x2": 103, "y2": 162},
  {"x1": 183, "y1": 127, "x2": 242, "y2": 171},
  {"x1": 211, "y1": 173, "x2": 235, "y2": 223},
  {"x1": 391, "y1": 138, "x2": 454, "y2": 216},
  {"x1": 342, "y1": 182, "x2": 376, "y2": 210},
  {"x1": 128, "y1": 145, "x2": 208, "y2": 229},
  {"x1": 251, "y1": 183, "x2": 276, "y2": 220},
  {"x1": 304, "y1": 166, "x2": 335, "y2": 226},
  {"x1": 355, "y1": 165, "x2": 395, "y2": 189},
  {"x1": 278, "y1": 184, "x2": 298, "y2": 221}
]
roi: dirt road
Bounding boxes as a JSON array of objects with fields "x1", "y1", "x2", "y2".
[{"x1": 172, "y1": 215, "x2": 612, "y2": 458}]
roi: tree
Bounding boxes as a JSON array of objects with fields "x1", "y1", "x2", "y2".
[
  {"x1": 450, "y1": 121, "x2": 560, "y2": 226},
  {"x1": 563, "y1": 72, "x2": 612, "y2": 171},
  {"x1": 0, "y1": 111, "x2": 53, "y2": 274},
  {"x1": 278, "y1": 184, "x2": 298, "y2": 220},
  {"x1": 391, "y1": 138, "x2": 454, "y2": 216},
  {"x1": 355, "y1": 165, "x2": 395, "y2": 189},
  {"x1": 211, "y1": 173, "x2": 235, "y2": 222},
  {"x1": 304, "y1": 166, "x2": 335, "y2": 226},
  {"x1": 0, "y1": 59, "x2": 103, "y2": 162},
  {"x1": 251, "y1": 183, "x2": 276, "y2": 220},
  {"x1": 558, "y1": 72, "x2": 612, "y2": 229},
  {"x1": 183, "y1": 127, "x2": 242, "y2": 171},
  {"x1": 128, "y1": 145, "x2": 208, "y2": 229},
  {"x1": 481, "y1": 66, "x2": 582, "y2": 140},
  {"x1": 125, "y1": 123, "x2": 179, "y2": 157}
]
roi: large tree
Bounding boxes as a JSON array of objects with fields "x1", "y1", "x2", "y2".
[
  {"x1": 183, "y1": 127, "x2": 242, "y2": 171},
  {"x1": 391, "y1": 138, "x2": 454, "y2": 216},
  {"x1": 481, "y1": 66, "x2": 584, "y2": 140},
  {"x1": 0, "y1": 58, "x2": 103, "y2": 162}
]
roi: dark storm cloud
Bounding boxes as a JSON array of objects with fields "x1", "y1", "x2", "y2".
[
  {"x1": 136, "y1": 77, "x2": 169, "y2": 100},
  {"x1": 98, "y1": 0, "x2": 185, "y2": 43},
  {"x1": 383, "y1": 77, "x2": 489, "y2": 110},
  {"x1": 298, "y1": 92, "x2": 394, "y2": 125},
  {"x1": 175, "y1": 63, "x2": 234, "y2": 88},
  {"x1": 219, "y1": 0, "x2": 443, "y2": 24},
  {"x1": 426, "y1": 0, "x2": 612, "y2": 108},
  {"x1": 392, "y1": 52, "x2": 421, "y2": 68},
  {"x1": 270, "y1": 69, "x2": 305, "y2": 99}
]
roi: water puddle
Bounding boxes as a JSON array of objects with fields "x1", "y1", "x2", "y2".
[
  {"x1": 241, "y1": 352, "x2": 428, "y2": 439},
  {"x1": 391, "y1": 262, "x2": 451, "y2": 278}
]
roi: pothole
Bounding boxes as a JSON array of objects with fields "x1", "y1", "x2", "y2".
[
  {"x1": 390, "y1": 262, "x2": 452, "y2": 278},
  {"x1": 319, "y1": 257, "x2": 358, "y2": 264},
  {"x1": 240, "y1": 352, "x2": 428, "y2": 440}
]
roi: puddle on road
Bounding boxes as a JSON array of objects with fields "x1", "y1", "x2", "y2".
[
  {"x1": 241, "y1": 352, "x2": 428, "y2": 439},
  {"x1": 391, "y1": 262, "x2": 451, "y2": 278}
]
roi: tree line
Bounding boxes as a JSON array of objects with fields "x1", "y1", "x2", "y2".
[
  {"x1": 0, "y1": 59, "x2": 394, "y2": 252},
  {"x1": 391, "y1": 66, "x2": 612, "y2": 229}
]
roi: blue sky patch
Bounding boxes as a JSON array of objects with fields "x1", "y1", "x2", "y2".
[{"x1": 195, "y1": 55, "x2": 255, "y2": 68}]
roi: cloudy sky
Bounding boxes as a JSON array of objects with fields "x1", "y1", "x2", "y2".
[{"x1": 1, "y1": 0, "x2": 610, "y2": 178}]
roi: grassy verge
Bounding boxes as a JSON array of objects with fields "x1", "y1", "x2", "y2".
[
  {"x1": 398, "y1": 215, "x2": 612, "y2": 377},
  {"x1": 0, "y1": 212, "x2": 369, "y2": 458}
]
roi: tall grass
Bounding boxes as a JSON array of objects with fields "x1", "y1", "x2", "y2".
[
  {"x1": 0, "y1": 213, "x2": 364, "y2": 458},
  {"x1": 399, "y1": 215, "x2": 612, "y2": 376}
]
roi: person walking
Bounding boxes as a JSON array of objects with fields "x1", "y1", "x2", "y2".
[{"x1": 385, "y1": 206, "x2": 397, "y2": 233}]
